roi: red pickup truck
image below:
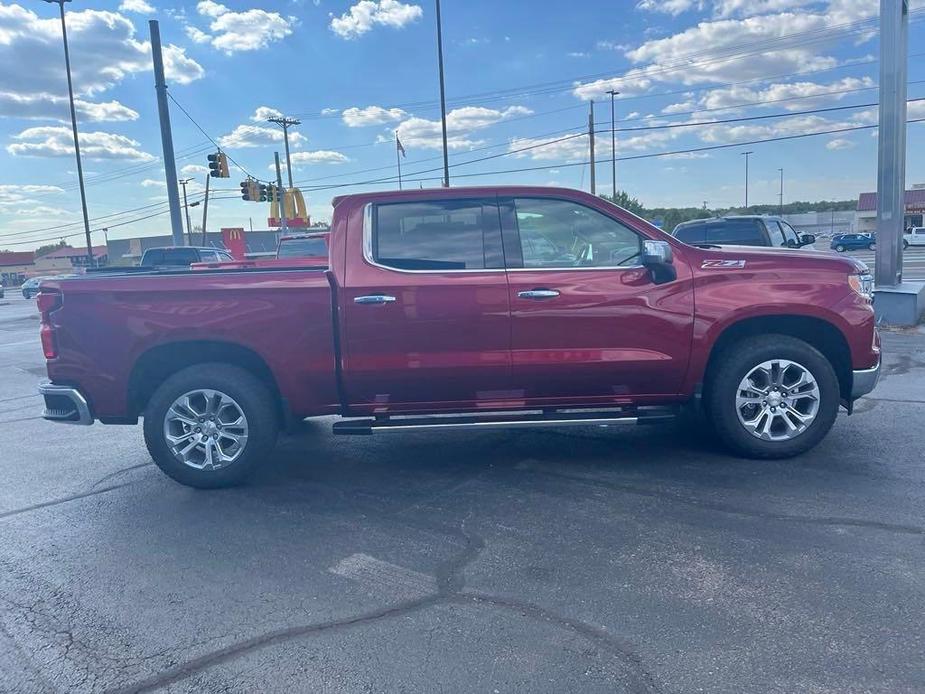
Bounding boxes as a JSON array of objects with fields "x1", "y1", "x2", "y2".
[{"x1": 36, "y1": 186, "x2": 880, "y2": 488}]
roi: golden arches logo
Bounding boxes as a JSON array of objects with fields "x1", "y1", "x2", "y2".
[
  {"x1": 270, "y1": 188, "x2": 308, "y2": 222},
  {"x1": 228, "y1": 228, "x2": 242, "y2": 240}
]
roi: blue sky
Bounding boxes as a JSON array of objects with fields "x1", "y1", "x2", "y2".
[{"x1": 1, "y1": 0, "x2": 924, "y2": 250}]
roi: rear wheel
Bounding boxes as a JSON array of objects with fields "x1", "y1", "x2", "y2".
[
  {"x1": 868, "y1": 242, "x2": 876, "y2": 250},
  {"x1": 903, "y1": 240, "x2": 910, "y2": 250},
  {"x1": 706, "y1": 335, "x2": 839, "y2": 459},
  {"x1": 835, "y1": 244, "x2": 845, "y2": 252},
  {"x1": 143, "y1": 363, "x2": 279, "y2": 488}
]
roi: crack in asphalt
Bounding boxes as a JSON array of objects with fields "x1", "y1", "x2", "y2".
[
  {"x1": 524, "y1": 467, "x2": 925, "y2": 537},
  {"x1": 0, "y1": 482, "x2": 134, "y2": 521},
  {"x1": 112, "y1": 517, "x2": 662, "y2": 694}
]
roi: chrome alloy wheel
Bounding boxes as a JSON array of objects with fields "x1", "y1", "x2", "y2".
[
  {"x1": 163, "y1": 389, "x2": 249, "y2": 470},
  {"x1": 735, "y1": 359, "x2": 820, "y2": 441}
]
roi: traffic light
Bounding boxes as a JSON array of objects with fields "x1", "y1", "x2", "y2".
[
  {"x1": 240, "y1": 179, "x2": 251, "y2": 201},
  {"x1": 266, "y1": 184, "x2": 277, "y2": 203},
  {"x1": 208, "y1": 152, "x2": 229, "y2": 178},
  {"x1": 256, "y1": 182, "x2": 268, "y2": 202},
  {"x1": 240, "y1": 179, "x2": 260, "y2": 201}
]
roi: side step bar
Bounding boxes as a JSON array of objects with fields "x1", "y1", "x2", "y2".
[{"x1": 332, "y1": 408, "x2": 677, "y2": 436}]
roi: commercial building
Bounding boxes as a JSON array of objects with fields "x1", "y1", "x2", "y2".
[
  {"x1": 0, "y1": 251, "x2": 34, "y2": 286},
  {"x1": 32, "y1": 245, "x2": 108, "y2": 274},
  {"x1": 105, "y1": 231, "x2": 281, "y2": 265},
  {"x1": 856, "y1": 184, "x2": 925, "y2": 233}
]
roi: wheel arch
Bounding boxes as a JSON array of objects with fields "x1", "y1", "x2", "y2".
[
  {"x1": 702, "y1": 314, "x2": 853, "y2": 402},
  {"x1": 127, "y1": 340, "x2": 288, "y2": 425}
]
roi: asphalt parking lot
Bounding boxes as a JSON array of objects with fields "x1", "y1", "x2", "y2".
[{"x1": 1, "y1": 291, "x2": 924, "y2": 693}]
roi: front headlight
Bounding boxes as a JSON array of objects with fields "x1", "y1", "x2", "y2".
[{"x1": 848, "y1": 271, "x2": 873, "y2": 300}]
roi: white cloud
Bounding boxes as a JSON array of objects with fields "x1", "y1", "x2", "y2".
[
  {"x1": 218, "y1": 123, "x2": 306, "y2": 148},
  {"x1": 320, "y1": 107, "x2": 340, "y2": 116},
  {"x1": 180, "y1": 164, "x2": 210, "y2": 175},
  {"x1": 396, "y1": 105, "x2": 532, "y2": 150},
  {"x1": 272, "y1": 150, "x2": 349, "y2": 167},
  {"x1": 567, "y1": 51, "x2": 589, "y2": 58},
  {"x1": 696, "y1": 76, "x2": 875, "y2": 112},
  {"x1": 826, "y1": 138, "x2": 854, "y2": 150},
  {"x1": 251, "y1": 106, "x2": 284, "y2": 122},
  {"x1": 7, "y1": 126, "x2": 155, "y2": 161},
  {"x1": 186, "y1": 1, "x2": 295, "y2": 54},
  {"x1": 118, "y1": 0, "x2": 156, "y2": 14},
  {"x1": 0, "y1": 4, "x2": 205, "y2": 105},
  {"x1": 330, "y1": 0, "x2": 423, "y2": 39},
  {"x1": 140, "y1": 178, "x2": 165, "y2": 187},
  {"x1": 0, "y1": 184, "x2": 64, "y2": 210},
  {"x1": 342, "y1": 105, "x2": 407, "y2": 127},
  {"x1": 0, "y1": 91, "x2": 138, "y2": 122},
  {"x1": 14, "y1": 205, "x2": 72, "y2": 217},
  {"x1": 635, "y1": 0, "x2": 704, "y2": 15}
]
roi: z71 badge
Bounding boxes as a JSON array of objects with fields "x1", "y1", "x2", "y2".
[{"x1": 701, "y1": 259, "x2": 747, "y2": 269}]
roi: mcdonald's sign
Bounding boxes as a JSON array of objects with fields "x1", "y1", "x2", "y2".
[
  {"x1": 268, "y1": 187, "x2": 311, "y2": 228},
  {"x1": 221, "y1": 227, "x2": 246, "y2": 259}
]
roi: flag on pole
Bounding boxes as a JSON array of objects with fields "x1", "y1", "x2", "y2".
[{"x1": 396, "y1": 134, "x2": 406, "y2": 158}]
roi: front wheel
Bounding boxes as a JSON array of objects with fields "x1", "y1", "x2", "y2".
[
  {"x1": 903, "y1": 241, "x2": 910, "y2": 250},
  {"x1": 143, "y1": 363, "x2": 279, "y2": 488},
  {"x1": 835, "y1": 244, "x2": 845, "y2": 252},
  {"x1": 706, "y1": 335, "x2": 839, "y2": 459},
  {"x1": 868, "y1": 242, "x2": 876, "y2": 250}
]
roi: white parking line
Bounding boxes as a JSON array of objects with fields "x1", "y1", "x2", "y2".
[{"x1": 0, "y1": 340, "x2": 38, "y2": 350}]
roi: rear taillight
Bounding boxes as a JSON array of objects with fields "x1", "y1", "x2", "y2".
[{"x1": 37, "y1": 290, "x2": 62, "y2": 360}]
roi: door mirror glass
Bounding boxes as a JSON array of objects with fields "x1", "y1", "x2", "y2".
[
  {"x1": 799, "y1": 234, "x2": 816, "y2": 246},
  {"x1": 641, "y1": 240, "x2": 676, "y2": 284}
]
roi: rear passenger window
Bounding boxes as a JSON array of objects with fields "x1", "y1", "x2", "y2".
[
  {"x1": 704, "y1": 220, "x2": 766, "y2": 246},
  {"x1": 372, "y1": 199, "x2": 503, "y2": 271},
  {"x1": 673, "y1": 224, "x2": 706, "y2": 245}
]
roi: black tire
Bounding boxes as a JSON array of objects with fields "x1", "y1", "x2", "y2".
[
  {"x1": 867, "y1": 242, "x2": 876, "y2": 250},
  {"x1": 835, "y1": 244, "x2": 845, "y2": 252},
  {"x1": 706, "y1": 335, "x2": 839, "y2": 459},
  {"x1": 143, "y1": 363, "x2": 279, "y2": 488},
  {"x1": 903, "y1": 241, "x2": 909, "y2": 250}
]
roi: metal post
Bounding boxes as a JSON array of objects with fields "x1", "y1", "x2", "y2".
[
  {"x1": 396, "y1": 132, "x2": 403, "y2": 190},
  {"x1": 201, "y1": 174, "x2": 210, "y2": 245},
  {"x1": 435, "y1": 0, "x2": 450, "y2": 188},
  {"x1": 607, "y1": 89, "x2": 619, "y2": 199},
  {"x1": 876, "y1": 0, "x2": 909, "y2": 287},
  {"x1": 741, "y1": 151, "x2": 754, "y2": 209},
  {"x1": 268, "y1": 117, "x2": 300, "y2": 188},
  {"x1": 179, "y1": 178, "x2": 192, "y2": 244},
  {"x1": 778, "y1": 168, "x2": 784, "y2": 216},
  {"x1": 149, "y1": 20, "x2": 184, "y2": 246},
  {"x1": 275, "y1": 152, "x2": 288, "y2": 233},
  {"x1": 588, "y1": 100, "x2": 596, "y2": 195},
  {"x1": 45, "y1": 0, "x2": 93, "y2": 267}
]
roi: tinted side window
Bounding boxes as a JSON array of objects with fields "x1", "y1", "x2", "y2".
[
  {"x1": 512, "y1": 198, "x2": 642, "y2": 268},
  {"x1": 141, "y1": 250, "x2": 163, "y2": 265},
  {"x1": 674, "y1": 223, "x2": 706, "y2": 245},
  {"x1": 166, "y1": 248, "x2": 200, "y2": 265},
  {"x1": 373, "y1": 199, "x2": 502, "y2": 271},
  {"x1": 704, "y1": 220, "x2": 766, "y2": 246},
  {"x1": 198, "y1": 251, "x2": 220, "y2": 263},
  {"x1": 764, "y1": 220, "x2": 786, "y2": 247}
]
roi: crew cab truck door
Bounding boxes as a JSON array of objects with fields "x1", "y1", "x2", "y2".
[
  {"x1": 502, "y1": 195, "x2": 694, "y2": 403},
  {"x1": 340, "y1": 197, "x2": 511, "y2": 412}
]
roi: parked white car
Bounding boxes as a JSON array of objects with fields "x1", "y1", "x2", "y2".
[{"x1": 904, "y1": 227, "x2": 925, "y2": 248}]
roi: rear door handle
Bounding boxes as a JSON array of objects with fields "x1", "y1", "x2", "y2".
[
  {"x1": 518, "y1": 289, "x2": 560, "y2": 300},
  {"x1": 354, "y1": 294, "x2": 397, "y2": 305}
]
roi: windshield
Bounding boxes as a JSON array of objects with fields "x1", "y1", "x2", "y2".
[{"x1": 277, "y1": 237, "x2": 327, "y2": 258}]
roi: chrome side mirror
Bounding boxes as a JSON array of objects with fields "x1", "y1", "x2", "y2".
[{"x1": 641, "y1": 240, "x2": 677, "y2": 284}]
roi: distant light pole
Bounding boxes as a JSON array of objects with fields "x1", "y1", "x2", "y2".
[
  {"x1": 45, "y1": 0, "x2": 93, "y2": 267},
  {"x1": 435, "y1": 0, "x2": 450, "y2": 187},
  {"x1": 607, "y1": 89, "x2": 619, "y2": 199},
  {"x1": 179, "y1": 178, "x2": 193, "y2": 244},
  {"x1": 778, "y1": 168, "x2": 784, "y2": 216},
  {"x1": 741, "y1": 151, "x2": 754, "y2": 209}
]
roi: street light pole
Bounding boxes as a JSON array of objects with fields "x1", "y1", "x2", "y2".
[
  {"x1": 741, "y1": 151, "x2": 754, "y2": 209},
  {"x1": 45, "y1": 0, "x2": 93, "y2": 267},
  {"x1": 179, "y1": 178, "x2": 193, "y2": 245},
  {"x1": 607, "y1": 89, "x2": 619, "y2": 200},
  {"x1": 778, "y1": 168, "x2": 784, "y2": 216},
  {"x1": 435, "y1": 0, "x2": 450, "y2": 187}
]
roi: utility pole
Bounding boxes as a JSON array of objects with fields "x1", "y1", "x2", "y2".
[
  {"x1": 396, "y1": 131, "x2": 403, "y2": 190},
  {"x1": 588, "y1": 100, "x2": 596, "y2": 195},
  {"x1": 607, "y1": 89, "x2": 619, "y2": 199},
  {"x1": 149, "y1": 20, "x2": 184, "y2": 246},
  {"x1": 45, "y1": 0, "x2": 93, "y2": 267},
  {"x1": 778, "y1": 168, "x2": 784, "y2": 215},
  {"x1": 275, "y1": 152, "x2": 288, "y2": 233},
  {"x1": 741, "y1": 151, "x2": 754, "y2": 209},
  {"x1": 200, "y1": 174, "x2": 210, "y2": 245},
  {"x1": 179, "y1": 178, "x2": 193, "y2": 244},
  {"x1": 876, "y1": 0, "x2": 908, "y2": 289},
  {"x1": 435, "y1": 0, "x2": 450, "y2": 187},
  {"x1": 267, "y1": 116, "x2": 300, "y2": 188}
]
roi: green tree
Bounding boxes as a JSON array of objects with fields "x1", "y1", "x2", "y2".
[{"x1": 33, "y1": 240, "x2": 68, "y2": 257}]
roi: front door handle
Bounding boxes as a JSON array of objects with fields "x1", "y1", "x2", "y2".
[
  {"x1": 354, "y1": 294, "x2": 397, "y2": 305},
  {"x1": 518, "y1": 289, "x2": 560, "y2": 300}
]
